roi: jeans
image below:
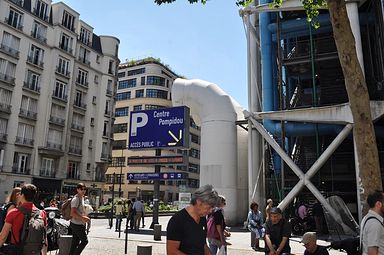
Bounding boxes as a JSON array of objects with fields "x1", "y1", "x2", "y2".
[
  {"x1": 69, "y1": 222, "x2": 88, "y2": 255},
  {"x1": 115, "y1": 214, "x2": 123, "y2": 230},
  {"x1": 208, "y1": 238, "x2": 222, "y2": 255}
]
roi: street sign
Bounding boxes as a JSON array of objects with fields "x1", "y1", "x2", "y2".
[
  {"x1": 127, "y1": 172, "x2": 188, "y2": 181},
  {"x1": 127, "y1": 155, "x2": 185, "y2": 166},
  {"x1": 128, "y1": 106, "x2": 190, "y2": 149}
]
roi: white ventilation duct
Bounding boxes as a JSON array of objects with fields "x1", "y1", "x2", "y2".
[{"x1": 172, "y1": 78, "x2": 248, "y2": 224}]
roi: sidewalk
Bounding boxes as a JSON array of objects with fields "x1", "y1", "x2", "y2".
[{"x1": 76, "y1": 216, "x2": 346, "y2": 255}]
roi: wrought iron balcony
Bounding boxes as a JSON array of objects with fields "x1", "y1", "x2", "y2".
[
  {"x1": 19, "y1": 108, "x2": 37, "y2": 120},
  {"x1": 49, "y1": 115, "x2": 65, "y2": 126},
  {"x1": 0, "y1": 43, "x2": 19, "y2": 58},
  {"x1": 66, "y1": 172, "x2": 80, "y2": 180},
  {"x1": 23, "y1": 82, "x2": 40, "y2": 93},
  {"x1": 11, "y1": 166, "x2": 31, "y2": 175},
  {"x1": 71, "y1": 123, "x2": 85, "y2": 132},
  {"x1": 69, "y1": 146, "x2": 82, "y2": 155},
  {"x1": 106, "y1": 88, "x2": 113, "y2": 96},
  {"x1": 74, "y1": 102, "x2": 87, "y2": 110},
  {"x1": 46, "y1": 142, "x2": 63, "y2": 151},
  {"x1": 55, "y1": 66, "x2": 71, "y2": 77},
  {"x1": 27, "y1": 55, "x2": 44, "y2": 68},
  {"x1": 15, "y1": 136, "x2": 34, "y2": 146},
  {"x1": 0, "y1": 72, "x2": 15, "y2": 85},
  {"x1": 39, "y1": 168, "x2": 56, "y2": 178},
  {"x1": 0, "y1": 102, "x2": 11, "y2": 113},
  {"x1": 59, "y1": 44, "x2": 73, "y2": 54},
  {"x1": 78, "y1": 57, "x2": 90, "y2": 66},
  {"x1": 32, "y1": 8, "x2": 49, "y2": 22},
  {"x1": 52, "y1": 91, "x2": 68, "y2": 102},
  {"x1": 5, "y1": 17, "x2": 23, "y2": 31},
  {"x1": 30, "y1": 30, "x2": 47, "y2": 43},
  {"x1": 9, "y1": 0, "x2": 23, "y2": 7}
]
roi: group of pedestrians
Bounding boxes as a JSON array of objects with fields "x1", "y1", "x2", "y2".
[{"x1": 114, "y1": 197, "x2": 145, "y2": 232}]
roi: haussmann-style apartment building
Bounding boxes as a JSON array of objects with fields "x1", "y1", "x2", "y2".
[
  {"x1": 0, "y1": 0, "x2": 120, "y2": 206},
  {"x1": 105, "y1": 58, "x2": 201, "y2": 203}
]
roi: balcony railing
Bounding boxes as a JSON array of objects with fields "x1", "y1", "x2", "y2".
[
  {"x1": 78, "y1": 57, "x2": 90, "y2": 66},
  {"x1": 15, "y1": 136, "x2": 34, "y2": 146},
  {"x1": 32, "y1": 8, "x2": 49, "y2": 22},
  {"x1": 0, "y1": 72, "x2": 15, "y2": 85},
  {"x1": 100, "y1": 153, "x2": 111, "y2": 161},
  {"x1": 71, "y1": 123, "x2": 85, "y2": 132},
  {"x1": 23, "y1": 82, "x2": 40, "y2": 93},
  {"x1": 0, "y1": 43, "x2": 19, "y2": 58},
  {"x1": 30, "y1": 30, "x2": 47, "y2": 43},
  {"x1": 9, "y1": 0, "x2": 23, "y2": 7},
  {"x1": 74, "y1": 102, "x2": 87, "y2": 110},
  {"x1": 46, "y1": 142, "x2": 63, "y2": 151},
  {"x1": 106, "y1": 88, "x2": 113, "y2": 96},
  {"x1": 52, "y1": 91, "x2": 68, "y2": 102},
  {"x1": 49, "y1": 115, "x2": 65, "y2": 126},
  {"x1": 69, "y1": 146, "x2": 82, "y2": 155},
  {"x1": 5, "y1": 18, "x2": 23, "y2": 31},
  {"x1": 55, "y1": 66, "x2": 71, "y2": 77},
  {"x1": 66, "y1": 172, "x2": 80, "y2": 180},
  {"x1": 19, "y1": 108, "x2": 37, "y2": 120},
  {"x1": 75, "y1": 78, "x2": 88, "y2": 88},
  {"x1": 0, "y1": 133, "x2": 7, "y2": 143},
  {"x1": 12, "y1": 166, "x2": 31, "y2": 175},
  {"x1": 27, "y1": 55, "x2": 44, "y2": 68},
  {"x1": 40, "y1": 168, "x2": 56, "y2": 178},
  {"x1": 59, "y1": 44, "x2": 73, "y2": 54},
  {"x1": 0, "y1": 103, "x2": 11, "y2": 113}
]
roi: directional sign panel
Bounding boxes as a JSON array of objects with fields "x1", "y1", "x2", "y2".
[
  {"x1": 127, "y1": 155, "x2": 185, "y2": 166},
  {"x1": 127, "y1": 172, "x2": 187, "y2": 181},
  {"x1": 128, "y1": 106, "x2": 190, "y2": 149}
]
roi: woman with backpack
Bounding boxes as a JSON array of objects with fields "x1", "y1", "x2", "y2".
[
  {"x1": 207, "y1": 195, "x2": 231, "y2": 255},
  {"x1": 0, "y1": 187, "x2": 21, "y2": 233}
]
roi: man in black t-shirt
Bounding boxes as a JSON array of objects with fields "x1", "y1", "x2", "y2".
[
  {"x1": 265, "y1": 207, "x2": 291, "y2": 255},
  {"x1": 166, "y1": 184, "x2": 219, "y2": 255}
]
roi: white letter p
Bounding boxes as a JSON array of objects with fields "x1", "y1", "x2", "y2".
[{"x1": 130, "y1": 112, "x2": 148, "y2": 136}]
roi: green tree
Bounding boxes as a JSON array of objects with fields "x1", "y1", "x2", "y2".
[{"x1": 154, "y1": 0, "x2": 383, "y2": 214}]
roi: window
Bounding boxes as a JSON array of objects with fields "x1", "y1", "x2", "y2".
[
  {"x1": 7, "y1": 8, "x2": 23, "y2": 30},
  {"x1": 113, "y1": 123, "x2": 127, "y2": 133},
  {"x1": 135, "y1": 89, "x2": 144, "y2": 98},
  {"x1": 1, "y1": 32, "x2": 20, "y2": 57},
  {"x1": 69, "y1": 136, "x2": 82, "y2": 154},
  {"x1": 92, "y1": 96, "x2": 96, "y2": 104},
  {"x1": 147, "y1": 76, "x2": 166, "y2": 86},
  {"x1": 145, "y1": 104, "x2": 164, "y2": 110},
  {"x1": 103, "y1": 121, "x2": 109, "y2": 136},
  {"x1": 0, "y1": 118, "x2": 8, "y2": 136},
  {"x1": 108, "y1": 60, "x2": 114, "y2": 74},
  {"x1": 67, "y1": 161, "x2": 79, "y2": 179},
  {"x1": 62, "y1": 11, "x2": 75, "y2": 31},
  {"x1": 53, "y1": 80, "x2": 67, "y2": 100},
  {"x1": 77, "y1": 69, "x2": 88, "y2": 86},
  {"x1": 0, "y1": 88, "x2": 12, "y2": 108},
  {"x1": 13, "y1": 152, "x2": 30, "y2": 174},
  {"x1": 79, "y1": 27, "x2": 91, "y2": 45},
  {"x1": 59, "y1": 33, "x2": 73, "y2": 53},
  {"x1": 25, "y1": 70, "x2": 40, "y2": 92},
  {"x1": 20, "y1": 96, "x2": 38, "y2": 116},
  {"x1": 41, "y1": 158, "x2": 54, "y2": 176},
  {"x1": 16, "y1": 123, "x2": 34, "y2": 145},
  {"x1": 191, "y1": 133, "x2": 200, "y2": 145},
  {"x1": 57, "y1": 57, "x2": 70, "y2": 76},
  {"x1": 101, "y1": 142, "x2": 109, "y2": 158},
  {"x1": 115, "y1": 92, "x2": 131, "y2": 101},
  {"x1": 34, "y1": 0, "x2": 48, "y2": 21},
  {"x1": 189, "y1": 148, "x2": 200, "y2": 159},
  {"x1": 28, "y1": 44, "x2": 44, "y2": 67},
  {"x1": 47, "y1": 129, "x2": 62, "y2": 149},
  {"x1": 189, "y1": 163, "x2": 200, "y2": 173},
  {"x1": 50, "y1": 104, "x2": 65, "y2": 121},
  {"x1": 146, "y1": 89, "x2": 168, "y2": 99},
  {"x1": 127, "y1": 68, "x2": 145, "y2": 76},
  {"x1": 78, "y1": 46, "x2": 90, "y2": 65},
  {"x1": 31, "y1": 21, "x2": 47, "y2": 42},
  {"x1": 112, "y1": 140, "x2": 126, "y2": 150},
  {"x1": 0, "y1": 58, "x2": 16, "y2": 82},
  {"x1": 133, "y1": 105, "x2": 142, "y2": 111},
  {"x1": 94, "y1": 75, "x2": 99, "y2": 84},
  {"x1": 105, "y1": 100, "x2": 111, "y2": 114},
  {"x1": 90, "y1": 118, "x2": 95, "y2": 126},
  {"x1": 74, "y1": 90, "x2": 85, "y2": 108},
  {"x1": 110, "y1": 157, "x2": 125, "y2": 167},
  {"x1": 72, "y1": 112, "x2": 84, "y2": 130},
  {"x1": 115, "y1": 107, "x2": 129, "y2": 117},
  {"x1": 118, "y1": 79, "x2": 136, "y2": 89},
  {"x1": 118, "y1": 72, "x2": 125, "y2": 78},
  {"x1": 141, "y1": 76, "x2": 145, "y2": 85}
]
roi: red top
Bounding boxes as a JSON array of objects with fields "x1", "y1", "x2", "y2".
[{"x1": 5, "y1": 202, "x2": 47, "y2": 244}]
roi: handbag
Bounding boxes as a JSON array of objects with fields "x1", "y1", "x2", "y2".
[{"x1": 218, "y1": 246, "x2": 227, "y2": 255}]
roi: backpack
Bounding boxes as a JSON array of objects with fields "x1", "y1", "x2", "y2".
[
  {"x1": 61, "y1": 199, "x2": 72, "y2": 220},
  {"x1": 359, "y1": 216, "x2": 384, "y2": 255},
  {"x1": 0, "y1": 202, "x2": 15, "y2": 231},
  {"x1": 207, "y1": 213, "x2": 221, "y2": 240},
  {"x1": 16, "y1": 207, "x2": 46, "y2": 255}
]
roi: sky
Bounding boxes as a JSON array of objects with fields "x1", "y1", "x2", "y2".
[{"x1": 55, "y1": 0, "x2": 249, "y2": 107}]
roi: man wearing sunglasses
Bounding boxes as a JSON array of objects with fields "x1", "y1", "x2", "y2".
[{"x1": 69, "y1": 183, "x2": 90, "y2": 255}]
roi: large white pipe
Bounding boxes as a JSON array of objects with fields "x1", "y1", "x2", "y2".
[{"x1": 172, "y1": 78, "x2": 247, "y2": 224}]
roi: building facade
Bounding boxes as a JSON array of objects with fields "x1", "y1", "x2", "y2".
[
  {"x1": 105, "y1": 58, "x2": 201, "y2": 203},
  {"x1": 0, "y1": 0, "x2": 120, "y2": 206}
]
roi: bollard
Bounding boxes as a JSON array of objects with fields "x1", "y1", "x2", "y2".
[
  {"x1": 153, "y1": 224, "x2": 161, "y2": 241},
  {"x1": 58, "y1": 235, "x2": 72, "y2": 255},
  {"x1": 137, "y1": 245, "x2": 152, "y2": 255}
]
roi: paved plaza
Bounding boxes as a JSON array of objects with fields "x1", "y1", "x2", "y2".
[{"x1": 58, "y1": 216, "x2": 347, "y2": 255}]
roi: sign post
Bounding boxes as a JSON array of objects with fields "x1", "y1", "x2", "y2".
[{"x1": 128, "y1": 106, "x2": 190, "y2": 230}]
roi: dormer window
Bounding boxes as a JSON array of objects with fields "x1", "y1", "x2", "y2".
[
  {"x1": 79, "y1": 27, "x2": 91, "y2": 46},
  {"x1": 62, "y1": 11, "x2": 75, "y2": 32}
]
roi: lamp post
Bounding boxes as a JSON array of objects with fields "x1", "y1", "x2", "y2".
[{"x1": 118, "y1": 148, "x2": 123, "y2": 198}]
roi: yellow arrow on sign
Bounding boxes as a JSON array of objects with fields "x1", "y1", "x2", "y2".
[{"x1": 168, "y1": 130, "x2": 183, "y2": 146}]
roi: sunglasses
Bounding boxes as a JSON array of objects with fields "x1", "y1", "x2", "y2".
[{"x1": 79, "y1": 188, "x2": 87, "y2": 191}]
